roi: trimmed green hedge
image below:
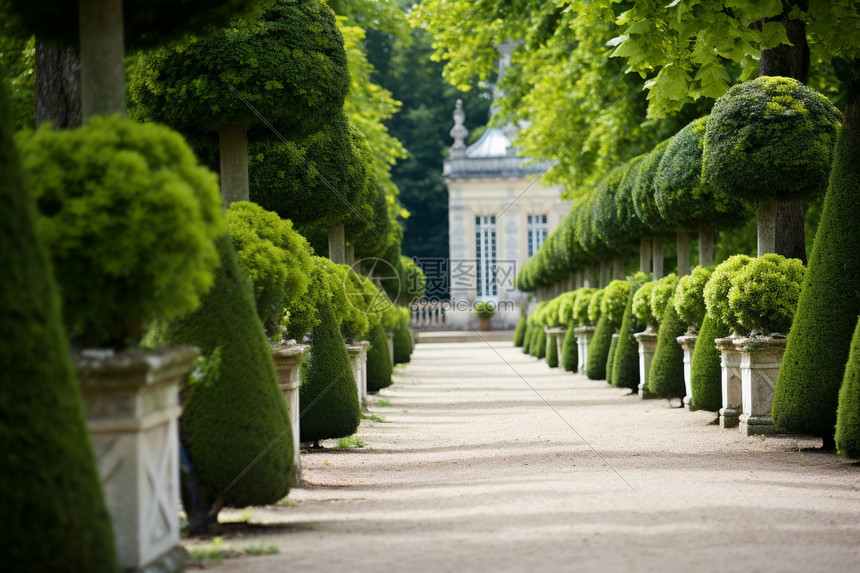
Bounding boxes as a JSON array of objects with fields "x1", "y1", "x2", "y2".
[
  {"x1": 561, "y1": 322, "x2": 578, "y2": 372},
  {"x1": 605, "y1": 334, "x2": 619, "y2": 385},
  {"x1": 586, "y1": 314, "x2": 613, "y2": 380},
  {"x1": 647, "y1": 301, "x2": 686, "y2": 399},
  {"x1": 836, "y1": 318, "x2": 860, "y2": 458},
  {"x1": 774, "y1": 112, "x2": 860, "y2": 441},
  {"x1": 546, "y1": 329, "x2": 559, "y2": 368},
  {"x1": 0, "y1": 84, "x2": 117, "y2": 571},
  {"x1": 704, "y1": 254, "x2": 752, "y2": 332},
  {"x1": 514, "y1": 315, "x2": 527, "y2": 347},
  {"x1": 392, "y1": 308, "x2": 413, "y2": 364},
  {"x1": 535, "y1": 326, "x2": 547, "y2": 360},
  {"x1": 522, "y1": 323, "x2": 534, "y2": 354},
  {"x1": 674, "y1": 265, "x2": 712, "y2": 330},
  {"x1": 366, "y1": 323, "x2": 393, "y2": 392},
  {"x1": 727, "y1": 254, "x2": 804, "y2": 335},
  {"x1": 300, "y1": 299, "x2": 361, "y2": 445},
  {"x1": 612, "y1": 292, "x2": 645, "y2": 392},
  {"x1": 689, "y1": 312, "x2": 729, "y2": 412}
]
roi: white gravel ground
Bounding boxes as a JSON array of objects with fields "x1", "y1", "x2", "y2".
[{"x1": 199, "y1": 340, "x2": 860, "y2": 573}]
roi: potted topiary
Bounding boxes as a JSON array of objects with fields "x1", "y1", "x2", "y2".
[
  {"x1": 573, "y1": 288, "x2": 598, "y2": 372},
  {"x1": 726, "y1": 254, "x2": 805, "y2": 435},
  {"x1": 558, "y1": 290, "x2": 580, "y2": 372},
  {"x1": 587, "y1": 280, "x2": 630, "y2": 381},
  {"x1": 611, "y1": 272, "x2": 651, "y2": 393},
  {"x1": 673, "y1": 265, "x2": 713, "y2": 409},
  {"x1": 541, "y1": 294, "x2": 566, "y2": 368},
  {"x1": 17, "y1": 116, "x2": 225, "y2": 558},
  {"x1": 647, "y1": 274, "x2": 686, "y2": 403},
  {"x1": 476, "y1": 301, "x2": 496, "y2": 332},
  {"x1": 631, "y1": 280, "x2": 660, "y2": 398}
]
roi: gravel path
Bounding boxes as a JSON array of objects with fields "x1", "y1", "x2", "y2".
[{"x1": 201, "y1": 340, "x2": 860, "y2": 573}]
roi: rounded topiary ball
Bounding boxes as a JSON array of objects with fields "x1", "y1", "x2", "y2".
[
  {"x1": 632, "y1": 280, "x2": 658, "y2": 327},
  {"x1": 587, "y1": 289, "x2": 605, "y2": 325},
  {"x1": 674, "y1": 265, "x2": 713, "y2": 329},
  {"x1": 17, "y1": 116, "x2": 223, "y2": 347},
  {"x1": 601, "y1": 280, "x2": 632, "y2": 327},
  {"x1": 703, "y1": 76, "x2": 841, "y2": 202},
  {"x1": 650, "y1": 273, "x2": 679, "y2": 325},
  {"x1": 632, "y1": 138, "x2": 673, "y2": 235},
  {"x1": 703, "y1": 254, "x2": 753, "y2": 332},
  {"x1": 727, "y1": 253, "x2": 805, "y2": 335},
  {"x1": 572, "y1": 288, "x2": 597, "y2": 326}
]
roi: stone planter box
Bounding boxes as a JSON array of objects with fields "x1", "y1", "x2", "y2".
[
  {"x1": 545, "y1": 327, "x2": 567, "y2": 362},
  {"x1": 676, "y1": 333, "x2": 697, "y2": 410},
  {"x1": 75, "y1": 345, "x2": 198, "y2": 573},
  {"x1": 346, "y1": 340, "x2": 370, "y2": 409},
  {"x1": 633, "y1": 329, "x2": 658, "y2": 398},
  {"x1": 734, "y1": 336, "x2": 786, "y2": 436},
  {"x1": 271, "y1": 341, "x2": 310, "y2": 485},
  {"x1": 715, "y1": 336, "x2": 742, "y2": 428},
  {"x1": 574, "y1": 326, "x2": 596, "y2": 373}
]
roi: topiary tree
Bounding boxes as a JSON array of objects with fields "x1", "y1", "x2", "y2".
[
  {"x1": 299, "y1": 298, "x2": 361, "y2": 447},
  {"x1": 225, "y1": 201, "x2": 313, "y2": 337},
  {"x1": 154, "y1": 234, "x2": 293, "y2": 534},
  {"x1": 131, "y1": 0, "x2": 350, "y2": 206},
  {"x1": 836, "y1": 317, "x2": 860, "y2": 458},
  {"x1": 0, "y1": 82, "x2": 117, "y2": 571},
  {"x1": 612, "y1": 272, "x2": 651, "y2": 392},
  {"x1": 615, "y1": 154, "x2": 653, "y2": 271},
  {"x1": 726, "y1": 254, "x2": 805, "y2": 336},
  {"x1": 605, "y1": 334, "x2": 619, "y2": 386},
  {"x1": 703, "y1": 77, "x2": 841, "y2": 257},
  {"x1": 674, "y1": 265, "x2": 713, "y2": 332},
  {"x1": 546, "y1": 328, "x2": 559, "y2": 368},
  {"x1": 366, "y1": 322, "x2": 393, "y2": 392},
  {"x1": 16, "y1": 115, "x2": 224, "y2": 348},
  {"x1": 633, "y1": 138, "x2": 674, "y2": 277},
  {"x1": 703, "y1": 254, "x2": 753, "y2": 335},
  {"x1": 561, "y1": 325, "x2": 578, "y2": 373},
  {"x1": 689, "y1": 312, "x2": 730, "y2": 412},
  {"x1": 572, "y1": 288, "x2": 597, "y2": 327},
  {"x1": 650, "y1": 273, "x2": 679, "y2": 326},
  {"x1": 587, "y1": 282, "x2": 629, "y2": 380},
  {"x1": 514, "y1": 313, "x2": 527, "y2": 347},
  {"x1": 393, "y1": 307, "x2": 413, "y2": 364},
  {"x1": 647, "y1": 275, "x2": 686, "y2": 399},
  {"x1": 655, "y1": 117, "x2": 753, "y2": 270},
  {"x1": 632, "y1": 280, "x2": 659, "y2": 330}
]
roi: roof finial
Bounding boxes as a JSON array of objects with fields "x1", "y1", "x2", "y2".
[{"x1": 450, "y1": 99, "x2": 469, "y2": 158}]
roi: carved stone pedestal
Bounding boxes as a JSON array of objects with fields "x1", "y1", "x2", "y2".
[
  {"x1": 677, "y1": 334, "x2": 698, "y2": 410},
  {"x1": 545, "y1": 327, "x2": 567, "y2": 367},
  {"x1": 734, "y1": 336, "x2": 786, "y2": 436},
  {"x1": 271, "y1": 341, "x2": 310, "y2": 485},
  {"x1": 716, "y1": 336, "x2": 742, "y2": 428},
  {"x1": 634, "y1": 329, "x2": 658, "y2": 398},
  {"x1": 346, "y1": 340, "x2": 370, "y2": 408},
  {"x1": 574, "y1": 326, "x2": 596, "y2": 373},
  {"x1": 75, "y1": 346, "x2": 198, "y2": 573}
]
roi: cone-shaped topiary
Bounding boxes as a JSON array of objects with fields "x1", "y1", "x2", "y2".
[
  {"x1": 514, "y1": 314, "x2": 527, "y2": 347},
  {"x1": 605, "y1": 335, "x2": 619, "y2": 385},
  {"x1": 561, "y1": 322, "x2": 578, "y2": 372},
  {"x1": 648, "y1": 301, "x2": 687, "y2": 399},
  {"x1": 0, "y1": 83, "x2": 117, "y2": 571},
  {"x1": 836, "y1": 318, "x2": 860, "y2": 458},
  {"x1": 366, "y1": 322, "x2": 393, "y2": 392},
  {"x1": 612, "y1": 292, "x2": 646, "y2": 391},
  {"x1": 587, "y1": 281, "x2": 631, "y2": 380},
  {"x1": 774, "y1": 98, "x2": 860, "y2": 443},
  {"x1": 587, "y1": 315, "x2": 612, "y2": 380},
  {"x1": 535, "y1": 326, "x2": 547, "y2": 360},
  {"x1": 546, "y1": 329, "x2": 559, "y2": 368},
  {"x1": 393, "y1": 307, "x2": 413, "y2": 364},
  {"x1": 155, "y1": 234, "x2": 292, "y2": 533},
  {"x1": 300, "y1": 300, "x2": 361, "y2": 446},
  {"x1": 522, "y1": 322, "x2": 534, "y2": 354},
  {"x1": 689, "y1": 312, "x2": 730, "y2": 411}
]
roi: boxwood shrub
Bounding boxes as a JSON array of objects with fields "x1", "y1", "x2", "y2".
[
  {"x1": 647, "y1": 297, "x2": 687, "y2": 399},
  {"x1": 727, "y1": 254, "x2": 805, "y2": 336},
  {"x1": 632, "y1": 280, "x2": 658, "y2": 328},
  {"x1": 689, "y1": 312, "x2": 730, "y2": 411},
  {"x1": 674, "y1": 265, "x2": 713, "y2": 331},
  {"x1": 546, "y1": 329, "x2": 559, "y2": 368},
  {"x1": 650, "y1": 274, "x2": 679, "y2": 326},
  {"x1": 573, "y1": 288, "x2": 598, "y2": 326},
  {"x1": 703, "y1": 254, "x2": 752, "y2": 332},
  {"x1": 393, "y1": 307, "x2": 413, "y2": 364},
  {"x1": 366, "y1": 322, "x2": 393, "y2": 392},
  {"x1": 612, "y1": 273, "x2": 651, "y2": 392},
  {"x1": 514, "y1": 314, "x2": 527, "y2": 347},
  {"x1": 561, "y1": 323, "x2": 578, "y2": 372},
  {"x1": 836, "y1": 318, "x2": 860, "y2": 458}
]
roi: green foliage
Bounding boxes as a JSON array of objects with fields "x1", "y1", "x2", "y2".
[
  {"x1": 703, "y1": 77, "x2": 841, "y2": 203},
  {"x1": 605, "y1": 334, "x2": 618, "y2": 386},
  {"x1": 366, "y1": 323, "x2": 392, "y2": 391},
  {"x1": 522, "y1": 323, "x2": 535, "y2": 355},
  {"x1": 156, "y1": 235, "x2": 292, "y2": 509},
  {"x1": 225, "y1": 202, "x2": 312, "y2": 336},
  {"x1": 615, "y1": 154, "x2": 652, "y2": 239},
  {"x1": 130, "y1": 0, "x2": 349, "y2": 137},
  {"x1": 535, "y1": 326, "x2": 547, "y2": 360},
  {"x1": 557, "y1": 290, "x2": 579, "y2": 325},
  {"x1": 587, "y1": 289, "x2": 605, "y2": 325},
  {"x1": 300, "y1": 300, "x2": 361, "y2": 443},
  {"x1": 689, "y1": 313, "x2": 729, "y2": 412},
  {"x1": 674, "y1": 265, "x2": 713, "y2": 329},
  {"x1": 774, "y1": 115, "x2": 860, "y2": 440},
  {"x1": 600, "y1": 280, "x2": 631, "y2": 327},
  {"x1": 836, "y1": 319, "x2": 860, "y2": 458},
  {"x1": 572, "y1": 288, "x2": 595, "y2": 326},
  {"x1": 17, "y1": 115, "x2": 223, "y2": 348},
  {"x1": 475, "y1": 301, "x2": 496, "y2": 319},
  {"x1": 561, "y1": 323, "x2": 578, "y2": 372},
  {"x1": 398, "y1": 256, "x2": 427, "y2": 305},
  {"x1": 392, "y1": 307, "x2": 413, "y2": 364},
  {"x1": 704, "y1": 254, "x2": 752, "y2": 331},
  {"x1": 632, "y1": 280, "x2": 658, "y2": 327},
  {"x1": 650, "y1": 274, "x2": 679, "y2": 325},
  {"x1": 514, "y1": 315, "x2": 527, "y2": 347},
  {"x1": 0, "y1": 31, "x2": 34, "y2": 131},
  {"x1": 632, "y1": 139, "x2": 673, "y2": 235},
  {"x1": 542, "y1": 295, "x2": 565, "y2": 328},
  {"x1": 546, "y1": 329, "x2": 559, "y2": 368},
  {"x1": 283, "y1": 259, "x2": 329, "y2": 342},
  {"x1": 586, "y1": 314, "x2": 612, "y2": 380},
  {"x1": 0, "y1": 82, "x2": 117, "y2": 571},
  {"x1": 727, "y1": 254, "x2": 805, "y2": 335},
  {"x1": 647, "y1": 302, "x2": 686, "y2": 399},
  {"x1": 612, "y1": 291, "x2": 645, "y2": 392},
  {"x1": 591, "y1": 166, "x2": 630, "y2": 250}
]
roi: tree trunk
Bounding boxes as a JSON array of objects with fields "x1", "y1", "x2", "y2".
[
  {"x1": 328, "y1": 223, "x2": 346, "y2": 264},
  {"x1": 219, "y1": 124, "x2": 249, "y2": 207},
  {"x1": 758, "y1": 197, "x2": 777, "y2": 256},
  {"x1": 612, "y1": 254, "x2": 624, "y2": 280},
  {"x1": 35, "y1": 41, "x2": 82, "y2": 128},
  {"x1": 639, "y1": 237, "x2": 652, "y2": 274},
  {"x1": 698, "y1": 224, "x2": 714, "y2": 267},
  {"x1": 676, "y1": 231, "x2": 690, "y2": 277},
  {"x1": 78, "y1": 0, "x2": 125, "y2": 120},
  {"x1": 345, "y1": 244, "x2": 355, "y2": 266},
  {"x1": 760, "y1": 0, "x2": 810, "y2": 262},
  {"x1": 652, "y1": 237, "x2": 664, "y2": 279}
]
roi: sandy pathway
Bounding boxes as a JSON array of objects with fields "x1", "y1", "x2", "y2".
[{"x1": 202, "y1": 340, "x2": 860, "y2": 573}]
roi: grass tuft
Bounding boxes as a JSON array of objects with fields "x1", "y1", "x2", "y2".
[{"x1": 336, "y1": 435, "x2": 365, "y2": 449}]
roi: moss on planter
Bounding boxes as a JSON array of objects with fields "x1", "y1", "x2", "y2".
[
  {"x1": 0, "y1": 84, "x2": 117, "y2": 571},
  {"x1": 648, "y1": 303, "x2": 687, "y2": 398},
  {"x1": 514, "y1": 315, "x2": 527, "y2": 347},
  {"x1": 605, "y1": 334, "x2": 619, "y2": 385},
  {"x1": 561, "y1": 321, "x2": 578, "y2": 372},
  {"x1": 300, "y1": 300, "x2": 360, "y2": 444},
  {"x1": 366, "y1": 323, "x2": 393, "y2": 392},
  {"x1": 836, "y1": 319, "x2": 860, "y2": 458},
  {"x1": 587, "y1": 315, "x2": 613, "y2": 380},
  {"x1": 689, "y1": 312, "x2": 729, "y2": 411},
  {"x1": 546, "y1": 330, "x2": 559, "y2": 368},
  {"x1": 612, "y1": 292, "x2": 646, "y2": 392}
]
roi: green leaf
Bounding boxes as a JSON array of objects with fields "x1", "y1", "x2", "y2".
[{"x1": 761, "y1": 21, "x2": 791, "y2": 50}]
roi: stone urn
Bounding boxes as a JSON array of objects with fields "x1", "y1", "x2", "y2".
[
  {"x1": 546, "y1": 327, "x2": 567, "y2": 362},
  {"x1": 574, "y1": 325, "x2": 596, "y2": 373},
  {"x1": 271, "y1": 340, "x2": 310, "y2": 485},
  {"x1": 633, "y1": 328, "x2": 658, "y2": 398},
  {"x1": 74, "y1": 345, "x2": 198, "y2": 573},
  {"x1": 734, "y1": 335, "x2": 786, "y2": 436},
  {"x1": 346, "y1": 340, "x2": 370, "y2": 409},
  {"x1": 676, "y1": 332, "x2": 698, "y2": 410},
  {"x1": 715, "y1": 335, "x2": 742, "y2": 429}
]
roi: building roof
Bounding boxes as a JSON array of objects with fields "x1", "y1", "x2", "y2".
[{"x1": 465, "y1": 127, "x2": 511, "y2": 158}]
